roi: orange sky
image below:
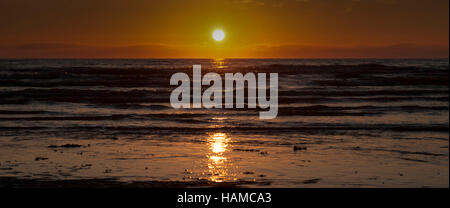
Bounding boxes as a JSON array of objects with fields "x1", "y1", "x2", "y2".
[{"x1": 0, "y1": 0, "x2": 448, "y2": 58}]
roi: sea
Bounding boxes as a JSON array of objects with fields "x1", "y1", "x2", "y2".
[{"x1": 0, "y1": 59, "x2": 448, "y2": 187}]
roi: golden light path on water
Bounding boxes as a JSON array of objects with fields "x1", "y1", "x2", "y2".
[
  {"x1": 207, "y1": 132, "x2": 236, "y2": 182},
  {"x1": 211, "y1": 58, "x2": 226, "y2": 69}
]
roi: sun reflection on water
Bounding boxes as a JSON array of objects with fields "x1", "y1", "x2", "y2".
[
  {"x1": 207, "y1": 132, "x2": 235, "y2": 182},
  {"x1": 210, "y1": 133, "x2": 228, "y2": 154},
  {"x1": 211, "y1": 58, "x2": 227, "y2": 69}
]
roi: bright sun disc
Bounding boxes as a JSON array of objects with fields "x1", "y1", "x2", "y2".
[{"x1": 213, "y1": 29, "x2": 225, "y2": 41}]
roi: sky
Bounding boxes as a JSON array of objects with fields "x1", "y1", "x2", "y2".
[{"x1": 0, "y1": 0, "x2": 448, "y2": 58}]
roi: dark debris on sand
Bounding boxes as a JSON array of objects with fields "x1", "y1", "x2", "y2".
[
  {"x1": 293, "y1": 146, "x2": 307, "y2": 151},
  {"x1": 47, "y1": 144, "x2": 87, "y2": 148},
  {"x1": 302, "y1": 178, "x2": 321, "y2": 184},
  {"x1": 34, "y1": 157, "x2": 48, "y2": 161},
  {"x1": 233, "y1": 148, "x2": 268, "y2": 155}
]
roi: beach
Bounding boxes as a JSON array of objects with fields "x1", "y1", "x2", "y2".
[{"x1": 0, "y1": 59, "x2": 448, "y2": 188}]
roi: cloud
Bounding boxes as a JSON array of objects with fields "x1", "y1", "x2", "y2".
[
  {"x1": 250, "y1": 43, "x2": 449, "y2": 58},
  {"x1": 229, "y1": 0, "x2": 268, "y2": 7},
  {"x1": 0, "y1": 43, "x2": 183, "y2": 58},
  {"x1": 15, "y1": 43, "x2": 79, "y2": 50},
  {"x1": 272, "y1": 2, "x2": 284, "y2": 8}
]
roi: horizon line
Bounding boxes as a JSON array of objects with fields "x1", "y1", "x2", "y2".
[{"x1": 1, "y1": 57, "x2": 449, "y2": 60}]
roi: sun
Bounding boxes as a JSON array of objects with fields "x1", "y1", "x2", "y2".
[{"x1": 212, "y1": 29, "x2": 225, "y2": 41}]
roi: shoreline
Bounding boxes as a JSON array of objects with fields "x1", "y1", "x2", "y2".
[{"x1": 0, "y1": 177, "x2": 272, "y2": 188}]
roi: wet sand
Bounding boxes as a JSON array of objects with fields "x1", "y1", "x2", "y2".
[{"x1": 0, "y1": 131, "x2": 447, "y2": 188}]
